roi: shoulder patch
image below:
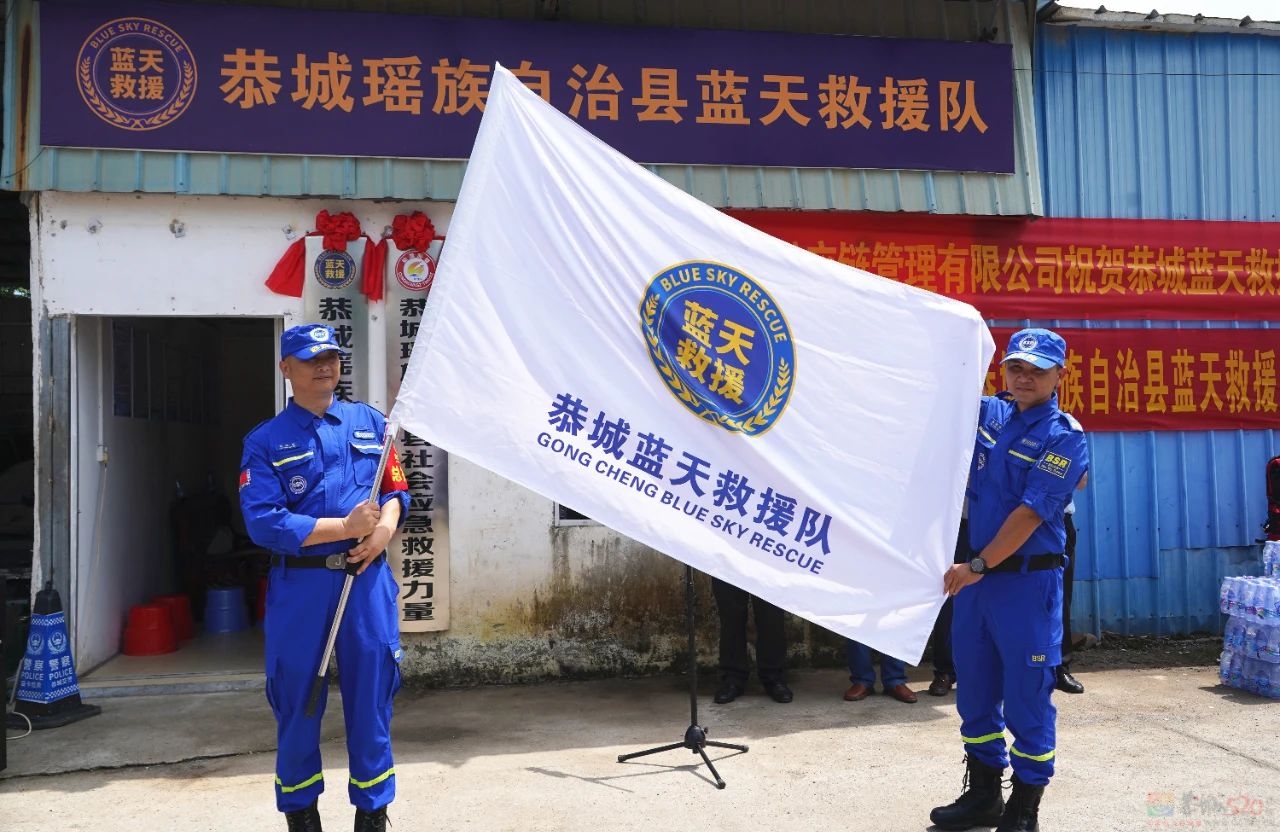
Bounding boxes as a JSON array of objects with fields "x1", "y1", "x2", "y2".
[
  {"x1": 1036, "y1": 451, "x2": 1073, "y2": 479},
  {"x1": 1062, "y1": 412, "x2": 1084, "y2": 432}
]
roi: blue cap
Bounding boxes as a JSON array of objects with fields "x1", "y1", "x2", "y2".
[
  {"x1": 280, "y1": 324, "x2": 348, "y2": 361},
  {"x1": 1001, "y1": 328, "x2": 1067, "y2": 370}
]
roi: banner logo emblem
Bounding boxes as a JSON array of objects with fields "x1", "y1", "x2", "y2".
[
  {"x1": 640, "y1": 261, "x2": 795, "y2": 437},
  {"x1": 314, "y1": 250, "x2": 357, "y2": 290},
  {"x1": 395, "y1": 250, "x2": 437, "y2": 292},
  {"x1": 76, "y1": 17, "x2": 198, "y2": 132}
]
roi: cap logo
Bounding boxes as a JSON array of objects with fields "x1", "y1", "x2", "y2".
[
  {"x1": 1018, "y1": 335, "x2": 1037, "y2": 350},
  {"x1": 310, "y1": 327, "x2": 329, "y2": 341}
]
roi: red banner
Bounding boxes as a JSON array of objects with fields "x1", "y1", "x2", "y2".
[
  {"x1": 728, "y1": 211, "x2": 1280, "y2": 321},
  {"x1": 985, "y1": 328, "x2": 1277, "y2": 431}
]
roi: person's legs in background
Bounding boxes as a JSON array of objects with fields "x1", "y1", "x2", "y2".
[
  {"x1": 929, "y1": 596, "x2": 956, "y2": 696},
  {"x1": 879, "y1": 652, "x2": 917, "y2": 703},
  {"x1": 1056, "y1": 514, "x2": 1085, "y2": 694},
  {"x1": 711, "y1": 578, "x2": 751, "y2": 703},
  {"x1": 751, "y1": 594, "x2": 793, "y2": 703},
  {"x1": 843, "y1": 639, "x2": 876, "y2": 701},
  {"x1": 930, "y1": 518, "x2": 969, "y2": 696}
]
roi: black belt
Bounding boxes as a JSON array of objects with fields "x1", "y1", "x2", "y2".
[
  {"x1": 989, "y1": 554, "x2": 1063, "y2": 574},
  {"x1": 270, "y1": 552, "x2": 385, "y2": 570}
]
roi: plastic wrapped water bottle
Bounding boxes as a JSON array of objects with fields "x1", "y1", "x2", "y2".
[
  {"x1": 1225, "y1": 618, "x2": 1238, "y2": 649},
  {"x1": 1265, "y1": 579, "x2": 1280, "y2": 621},
  {"x1": 1227, "y1": 652, "x2": 1242, "y2": 687},
  {"x1": 1220, "y1": 651, "x2": 1233, "y2": 684},
  {"x1": 1224, "y1": 578, "x2": 1239, "y2": 616},
  {"x1": 1251, "y1": 659, "x2": 1273, "y2": 697},
  {"x1": 1266, "y1": 625, "x2": 1280, "y2": 662}
]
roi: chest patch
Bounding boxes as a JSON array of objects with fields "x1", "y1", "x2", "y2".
[
  {"x1": 1019, "y1": 436, "x2": 1044, "y2": 453},
  {"x1": 289, "y1": 475, "x2": 308, "y2": 494},
  {"x1": 353, "y1": 430, "x2": 376, "y2": 440},
  {"x1": 1036, "y1": 452, "x2": 1072, "y2": 479}
]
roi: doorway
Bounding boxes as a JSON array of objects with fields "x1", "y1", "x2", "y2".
[{"x1": 73, "y1": 316, "x2": 278, "y2": 692}]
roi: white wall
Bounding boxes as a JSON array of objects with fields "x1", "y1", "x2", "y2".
[
  {"x1": 72, "y1": 318, "x2": 175, "y2": 670},
  {"x1": 37, "y1": 191, "x2": 755, "y2": 684}
]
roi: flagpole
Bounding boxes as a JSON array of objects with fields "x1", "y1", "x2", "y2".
[{"x1": 305, "y1": 420, "x2": 401, "y2": 718}]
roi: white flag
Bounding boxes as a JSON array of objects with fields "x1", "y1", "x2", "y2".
[{"x1": 393, "y1": 64, "x2": 995, "y2": 664}]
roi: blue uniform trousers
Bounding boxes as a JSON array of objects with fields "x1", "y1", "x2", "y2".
[
  {"x1": 265, "y1": 559, "x2": 402, "y2": 812},
  {"x1": 953, "y1": 567, "x2": 1062, "y2": 786}
]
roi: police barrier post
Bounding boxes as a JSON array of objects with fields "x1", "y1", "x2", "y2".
[{"x1": 13, "y1": 582, "x2": 101, "y2": 729}]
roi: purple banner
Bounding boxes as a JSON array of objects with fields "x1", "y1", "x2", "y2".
[{"x1": 40, "y1": 0, "x2": 1015, "y2": 172}]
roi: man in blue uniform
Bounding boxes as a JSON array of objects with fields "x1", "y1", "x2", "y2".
[
  {"x1": 240, "y1": 324, "x2": 410, "y2": 832},
  {"x1": 930, "y1": 328, "x2": 1089, "y2": 832}
]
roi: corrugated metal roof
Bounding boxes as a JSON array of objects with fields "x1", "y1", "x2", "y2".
[
  {"x1": 1039, "y1": 1, "x2": 1280, "y2": 32},
  {"x1": 2, "y1": 0, "x2": 1042, "y2": 215}
]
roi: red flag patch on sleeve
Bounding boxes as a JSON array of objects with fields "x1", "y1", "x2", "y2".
[
  {"x1": 239, "y1": 468, "x2": 251, "y2": 490},
  {"x1": 380, "y1": 447, "x2": 409, "y2": 495}
]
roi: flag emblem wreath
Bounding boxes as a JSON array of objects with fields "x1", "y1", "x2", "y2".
[
  {"x1": 76, "y1": 17, "x2": 198, "y2": 132},
  {"x1": 313, "y1": 250, "x2": 357, "y2": 290},
  {"x1": 640, "y1": 261, "x2": 795, "y2": 437}
]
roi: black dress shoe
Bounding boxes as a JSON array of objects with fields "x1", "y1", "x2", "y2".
[
  {"x1": 1055, "y1": 666, "x2": 1084, "y2": 694},
  {"x1": 713, "y1": 680, "x2": 746, "y2": 704},
  {"x1": 763, "y1": 680, "x2": 793, "y2": 703},
  {"x1": 928, "y1": 674, "x2": 955, "y2": 697}
]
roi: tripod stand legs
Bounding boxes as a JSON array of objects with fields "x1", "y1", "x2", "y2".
[
  {"x1": 616, "y1": 566, "x2": 749, "y2": 788},
  {"x1": 616, "y1": 725, "x2": 748, "y2": 790}
]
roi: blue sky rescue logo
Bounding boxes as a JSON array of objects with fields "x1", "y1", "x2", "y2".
[
  {"x1": 640, "y1": 261, "x2": 795, "y2": 437},
  {"x1": 76, "y1": 17, "x2": 197, "y2": 131}
]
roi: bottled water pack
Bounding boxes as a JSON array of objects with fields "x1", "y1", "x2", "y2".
[
  {"x1": 1222, "y1": 616, "x2": 1280, "y2": 663},
  {"x1": 1219, "y1": 649, "x2": 1280, "y2": 699},
  {"x1": 1218, "y1": 575, "x2": 1280, "y2": 620}
]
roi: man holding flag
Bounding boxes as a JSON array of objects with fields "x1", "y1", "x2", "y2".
[
  {"x1": 240, "y1": 324, "x2": 410, "y2": 832},
  {"x1": 932, "y1": 328, "x2": 1089, "y2": 832}
]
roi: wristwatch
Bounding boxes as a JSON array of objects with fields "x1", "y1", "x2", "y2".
[{"x1": 968, "y1": 556, "x2": 988, "y2": 575}]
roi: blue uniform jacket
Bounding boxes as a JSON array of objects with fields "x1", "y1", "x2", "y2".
[
  {"x1": 966, "y1": 391, "x2": 1089, "y2": 557},
  {"x1": 239, "y1": 398, "x2": 410, "y2": 556}
]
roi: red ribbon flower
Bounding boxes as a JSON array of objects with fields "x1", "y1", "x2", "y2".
[
  {"x1": 390, "y1": 211, "x2": 436, "y2": 253},
  {"x1": 315, "y1": 210, "x2": 362, "y2": 251}
]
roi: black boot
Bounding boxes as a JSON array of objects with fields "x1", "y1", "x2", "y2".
[
  {"x1": 996, "y1": 776, "x2": 1044, "y2": 832},
  {"x1": 285, "y1": 802, "x2": 323, "y2": 832},
  {"x1": 929, "y1": 755, "x2": 1005, "y2": 830},
  {"x1": 354, "y1": 806, "x2": 388, "y2": 832}
]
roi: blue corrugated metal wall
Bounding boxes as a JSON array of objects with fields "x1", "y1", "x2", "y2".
[{"x1": 1034, "y1": 24, "x2": 1280, "y2": 636}]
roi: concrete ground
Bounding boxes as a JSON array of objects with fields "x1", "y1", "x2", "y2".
[{"x1": 2, "y1": 664, "x2": 1277, "y2": 832}]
